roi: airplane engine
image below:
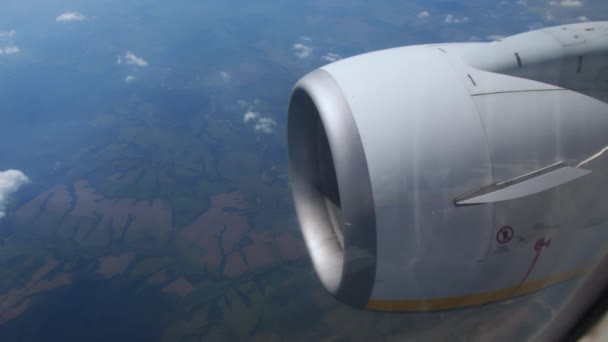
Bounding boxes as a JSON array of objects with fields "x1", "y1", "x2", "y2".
[{"x1": 287, "y1": 22, "x2": 608, "y2": 311}]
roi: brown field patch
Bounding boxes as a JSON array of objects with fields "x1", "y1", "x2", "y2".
[
  {"x1": 179, "y1": 192, "x2": 250, "y2": 272},
  {"x1": 0, "y1": 258, "x2": 73, "y2": 325},
  {"x1": 97, "y1": 252, "x2": 135, "y2": 278},
  {"x1": 73, "y1": 181, "x2": 173, "y2": 238},
  {"x1": 224, "y1": 253, "x2": 248, "y2": 277},
  {"x1": 162, "y1": 277, "x2": 194, "y2": 297},
  {"x1": 243, "y1": 234, "x2": 275, "y2": 269},
  {"x1": 277, "y1": 234, "x2": 307, "y2": 261}
]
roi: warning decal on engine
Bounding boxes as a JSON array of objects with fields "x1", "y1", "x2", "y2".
[{"x1": 496, "y1": 226, "x2": 514, "y2": 244}]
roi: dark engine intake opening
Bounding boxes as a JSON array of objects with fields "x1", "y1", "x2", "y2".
[
  {"x1": 287, "y1": 69, "x2": 377, "y2": 307},
  {"x1": 288, "y1": 88, "x2": 345, "y2": 294},
  {"x1": 315, "y1": 115, "x2": 345, "y2": 248}
]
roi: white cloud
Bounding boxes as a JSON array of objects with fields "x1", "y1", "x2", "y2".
[
  {"x1": 417, "y1": 11, "x2": 430, "y2": 19},
  {"x1": 559, "y1": 0, "x2": 583, "y2": 7},
  {"x1": 0, "y1": 170, "x2": 29, "y2": 219},
  {"x1": 577, "y1": 15, "x2": 589, "y2": 22},
  {"x1": 300, "y1": 36, "x2": 312, "y2": 41},
  {"x1": 293, "y1": 43, "x2": 313, "y2": 59},
  {"x1": 0, "y1": 46, "x2": 20, "y2": 55},
  {"x1": 56, "y1": 12, "x2": 86, "y2": 23},
  {"x1": 551, "y1": 0, "x2": 583, "y2": 6},
  {"x1": 243, "y1": 111, "x2": 259, "y2": 123},
  {"x1": 517, "y1": 0, "x2": 527, "y2": 5},
  {"x1": 0, "y1": 30, "x2": 19, "y2": 56},
  {"x1": 237, "y1": 100, "x2": 249, "y2": 109},
  {"x1": 0, "y1": 30, "x2": 16, "y2": 40},
  {"x1": 243, "y1": 109, "x2": 276, "y2": 134},
  {"x1": 445, "y1": 14, "x2": 470, "y2": 24},
  {"x1": 486, "y1": 34, "x2": 506, "y2": 41},
  {"x1": 219, "y1": 71, "x2": 231, "y2": 83},
  {"x1": 3, "y1": 46, "x2": 20, "y2": 54},
  {"x1": 124, "y1": 75, "x2": 136, "y2": 83},
  {"x1": 254, "y1": 117, "x2": 277, "y2": 134},
  {"x1": 321, "y1": 52, "x2": 341, "y2": 63},
  {"x1": 124, "y1": 51, "x2": 149, "y2": 67}
]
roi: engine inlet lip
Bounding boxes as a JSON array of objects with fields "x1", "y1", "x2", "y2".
[{"x1": 287, "y1": 68, "x2": 377, "y2": 307}]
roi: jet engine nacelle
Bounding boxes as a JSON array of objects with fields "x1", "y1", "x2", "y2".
[{"x1": 287, "y1": 22, "x2": 608, "y2": 311}]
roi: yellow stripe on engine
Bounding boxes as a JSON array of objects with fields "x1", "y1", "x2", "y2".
[{"x1": 366, "y1": 265, "x2": 593, "y2": 312}]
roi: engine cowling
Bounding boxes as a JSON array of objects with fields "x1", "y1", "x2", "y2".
[{"x1": 287, "y1": 22, "x2": 608, "y2": 311}]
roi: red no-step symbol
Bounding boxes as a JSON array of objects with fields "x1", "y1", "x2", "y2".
[{"x1": 496, "y1": 226, "x2": 514, "y2": 244}]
